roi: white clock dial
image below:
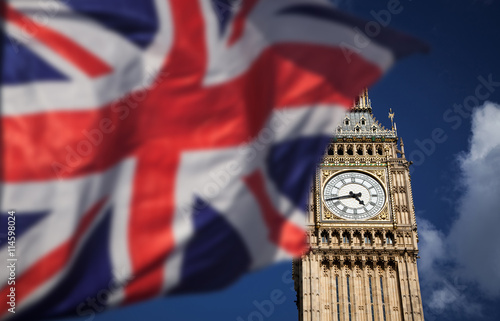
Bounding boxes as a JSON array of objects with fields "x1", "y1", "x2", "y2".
[{"x1": 323, "y1": 171, "x2": 386, "y2": 220}]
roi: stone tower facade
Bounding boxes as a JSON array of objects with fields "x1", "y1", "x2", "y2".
[{"x1": 293, "y1": 90, "x2": 424, "y2": 321}]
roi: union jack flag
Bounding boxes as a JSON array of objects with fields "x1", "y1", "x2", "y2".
[{"x1": 0, "y1": 0, "x2": 426, "y2": 319}]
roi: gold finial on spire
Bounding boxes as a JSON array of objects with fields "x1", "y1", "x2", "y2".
[
  {"x1": 353, "y1": 88, "x2": 372, "y2": 112},
  {"x1": 388, "y1": 108, "x2": 395, "y2": 129}
]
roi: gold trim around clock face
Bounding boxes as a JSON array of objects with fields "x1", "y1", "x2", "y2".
[{"x1": 321, "y1": 169, "x2": 389, "y2": 222}]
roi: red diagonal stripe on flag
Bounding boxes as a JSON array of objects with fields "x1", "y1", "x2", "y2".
[
  {"x1": 243, "y1": 170, "x2": 308, "y2": 256},
  {"x1": 0, "y1": 197, "x2": 108, "y2": 318},
  {"x1": 228, "y1": 0, "x2": 259, "y2": 46},
  {"x1": 4, "y1": 4, "x2": 112, "y2": 78}
]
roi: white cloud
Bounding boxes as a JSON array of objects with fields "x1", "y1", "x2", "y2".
[
  {"x1": 426, "y1": 280, "x2": 481, "y2": 316},
  {"x1": 448, "y1": 102, "x2": 500, "y2": 297},
  {"x1": 417, "y1": 217, "x2": 446, "y2": 277},
  {"x1": 428, "y1": 284, "x2": 461, "y2": 310},
  {"x1": 417, "y1": 217, "x2": 483, "y2": 319},
  {"x1": 417, "y1": 102, "x2": 500, "y2": 319}
]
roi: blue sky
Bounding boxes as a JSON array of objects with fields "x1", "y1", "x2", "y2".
[{"x1": 55, "y1": 1, "x2": 500, "y2": 321}]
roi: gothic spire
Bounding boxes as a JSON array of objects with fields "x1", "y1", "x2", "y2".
[
  {"x1": 335, "y1": 89, "x2": 396, "y2": 140},
  {"x1": 353, "y1": 88, "x2": 372, "y2": 112}
]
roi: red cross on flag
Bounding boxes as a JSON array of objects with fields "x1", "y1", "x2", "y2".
[{"x1": 0, "y1": 0, "x2": 427, "y2": 319}]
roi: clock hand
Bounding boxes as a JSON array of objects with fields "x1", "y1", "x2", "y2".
[
  {"x1": 355, "y1": 197, "x2": 365, "y2": 205},
  {"x1": 325, "y1": 192, "x2": 362, "y2": 202},
  {"x1": 324, "y1": 194, "x2": 353, "y2": 201},
  {"x1": 353, "y1": 195, "x2": 365, "y2": 205},
  {"x1": 348, "y1": 191, "x2": 361, "y2": 198},
  {"x1": 348, "y1": 191, "x2": 365, "y2": 205}
]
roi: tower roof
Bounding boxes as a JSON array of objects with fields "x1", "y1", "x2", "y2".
[{"x1": 335, "y1": 90, "x2": 397, "y2": 140}]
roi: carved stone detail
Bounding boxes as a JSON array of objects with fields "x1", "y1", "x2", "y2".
[
  {"x1": 296, "y1": 94, "x2": 425, "y2": 321},
  {"x1": 323, "y1": 205, "x2": 332, "y2": 220}
]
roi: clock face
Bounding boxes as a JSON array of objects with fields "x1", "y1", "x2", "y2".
[{"x1": 323, "y1": 171, "x2": 386, "y2": 220}]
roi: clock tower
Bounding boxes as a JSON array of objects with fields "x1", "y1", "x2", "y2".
[{"x1": 293, "y1": 90, "x2": 425, "y2": 321}]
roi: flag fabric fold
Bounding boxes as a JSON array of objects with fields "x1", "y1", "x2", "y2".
[{"x1": 0, "y1": 0, "x2": 427, "y2": 319}]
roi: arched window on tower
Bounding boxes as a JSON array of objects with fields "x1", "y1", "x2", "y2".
[
  {"x1": 347, "y1": 145, "x2": 354, "y2": 155},
  {"x1": 386, "y1": 233, "x2": 394, "y2": 245},
  {"x1": 380, "y1": 276, "x2": 387, "y2": 321},
  {"x1": 353, "y1": 231, "x2": 362, "y2": 245},
  {"x1": 367, "y1": 145, "x2": 373, "y2": 155},
  {"x1": 369, "y1": 276, "x2": 375, "y2": 321},
  {"x1": 332, "y1": 231, "x2": 340, "y2": 245},
  {"x1": 347, "y1": 275, "x2": 352, "y2": 321},
  {"x1": 375, "y1": 231, "x2": 383, "y2": 245},
  {"x1": 337, "y1": 145, "x2": 344, "y2": 156},
  {"x1": 321, "y1": 231, "x2": 329, "y2": 244},
  {"x1": 335, "y1": 275, "x2": 341, "y2": 321},
  {"x1": 356, "y1": 145, "x2": 363, "y2": 155},
  {"x1": 376, "y1": 145, "x2": 383, "y2": 155}
]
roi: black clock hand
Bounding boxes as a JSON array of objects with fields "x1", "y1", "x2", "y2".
[
  {"x1": 324, "y1": 194, "x2": 353, "y2": 201},
  {"x1": 348, "y1": 191, "x2": 365, "y2": 205},
  {"x1": 325, "y1": 192, "x2": 362, "y2": 202},
  {"x1": 354, "y1": 197, "x2": 364, "y2": 205},
  {"x1": 353, "y1": 195, "x2": 365, "y2": 205},
  {"x1": 348, "y1": 191, "x2": 361, "y2": 198}
]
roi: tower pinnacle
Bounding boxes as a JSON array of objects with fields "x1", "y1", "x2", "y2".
[
  {"x1": 336, "y1": 89, "x2": 396, "y2": 140},
  {"x1": 353, "y1": 88, "x2": 372, "y2": 112}
]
